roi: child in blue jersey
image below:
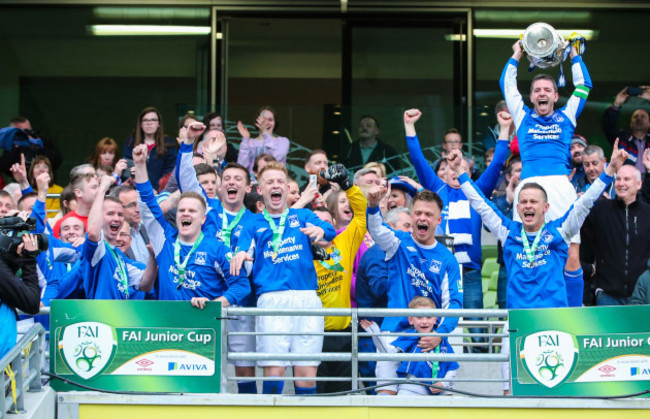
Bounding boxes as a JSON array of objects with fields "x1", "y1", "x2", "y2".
[
  {"x1": 230, "y1": 162, "x2": 337, "y2": 395},
  {"x1": 501, "y1": 41, "x2": 592, "y2": 306},
  {"x1": 132, "y1": 143, "x2": 250, "y2": 305},
  {"x1": 176, "y1": 124, "x2": 260, "y2": 394},
  {"x1": 82, "y1": 174, "x2": 157, "y2": 300},
  {"x1": 365, "y1": 185, "x2": 462, "y2": 395},
  {"x1": 361, "y1": 296, "x2": 459, "y2": 396}
]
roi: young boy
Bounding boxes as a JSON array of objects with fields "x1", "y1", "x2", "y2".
[{"x1": 360, "y1": 296, "x2": 459, "y2": 396}]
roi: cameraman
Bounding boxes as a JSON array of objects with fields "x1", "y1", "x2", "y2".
[{"x1": 0, "y1": 234, "x2": 41, "y2": 358}]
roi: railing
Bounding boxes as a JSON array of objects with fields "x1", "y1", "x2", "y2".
[
  {"x1": 224, "y1": 307, "x2": 508, "y2": 393},
  {"x1": 0, "y1": 323, "x2": 46, "y2": 418}
]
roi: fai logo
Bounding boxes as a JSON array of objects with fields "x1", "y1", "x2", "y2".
[
  {"x1": 288, "y1": 215, "x2": 300, "y2": 228},
  {"x1": 520, "y1": 330, "x2": 578, "y2": 388},
  {"x1": 58, "y1": 322, "x2": 117, "y2": 380}
]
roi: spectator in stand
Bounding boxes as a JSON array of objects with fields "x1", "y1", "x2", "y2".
[
  {"x1": 202, "y1": 111, "x2": 238, "y2": 163},
  {"x1": 52, "y1": 164, "x2": 98, "y2": 238},
  {"x1": 569, "y1": 135, "x2": 588, "y2": 189},
  {"x1": 0, "y1": 116, "x2": 62, "y2": 177},
  {"x1": 89, "y1": 137, "x2": 118, "y2": 170},
  {"x1": 573, "y1": 145, "x2": 615, "y2": 198},
  {"x1": 49, "y1": 185, "x2": 77, "y2": 226},
  {"x1": 27, "y1": 155, "x2": 63, "y2": 219},
  {"x1": 237, "y1": 106, "x2": 290, "y2": 172},
  {"x1": 582, "y1": 163, "x2": 650, "y2": 305},
  {"x1": 345, "y1": 116, "x2": 400, "y2": 173},
  {"x1": 0, "y1": 190, "x2": 16, "y2": 217},
  {"x1": 123, "y1": 106, "x2": 177, "y2": 191},
  {"x1": 251, "y1": 153, "x2": 276, "y2": 184},
  {"x1": 302, "y1": 149, "x2": 332, "y2": 204},
  {"x1": 602, "y1": 86, "x2": 650, "y2": 173},
  {"x1": 364, "y1": 161, "x2": 387, "y2": 179},
  {"x1": 386, "y1": 176, "x2": 420, "y2": 212}
]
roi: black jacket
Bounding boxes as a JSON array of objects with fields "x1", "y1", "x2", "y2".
[
  {"x1": 582, "y1": 196, "x2": 650, "y2": 298},
  {"x1": 0, "y1": 256, "x2": 40, "y2": 317},
  {"x1": 343, "y1": 139, "x2": 401, "y2": 173}
]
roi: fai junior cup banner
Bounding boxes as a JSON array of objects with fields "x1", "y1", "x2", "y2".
[
  {"x1": 510, "y1": 305, "x2": 650, "y2": 397},
  {"x1": 50, "y1": 300, "x2": 222, "y2": 393}
]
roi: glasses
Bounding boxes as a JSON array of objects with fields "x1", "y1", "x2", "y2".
[{"x1": 142, "y1": 118, "x2": 159, "y2": 124}]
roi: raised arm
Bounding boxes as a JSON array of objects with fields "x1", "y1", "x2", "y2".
[
  {"x1": 475, "y1": 111, "x2": 512, "y2": 194},
  {"x1": 499, "y1": 41, "x2": 527, "y2": 130},
  {"x1": 448, "y1": 150, "x2": 511, "y2": 243},
  {"x1": 403, "y1": 109, "x2": 446, "y2": 192},
  {"x1": 176, "y1": 122, "x2": 211, "y2": 198},
  {"x1": 87, "y1": 175, "x2": 114, "y2": 243},
  {"x1": 134, "y1": 143, "x2": 171, "y2": 258},
  {"x1": 366, "y1": 184, "x2": 401, "y2": 259},
  {"x1": 562, "y1": 50, "x2": 592, "y2": 126}
]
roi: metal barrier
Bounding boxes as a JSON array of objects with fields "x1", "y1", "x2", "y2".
[
  {"x1": 0, "y1": 323, "x2": 46, "y2": 418},
  {"x1": 224, "y1": 307, "x2": 509, "y2": 392}
]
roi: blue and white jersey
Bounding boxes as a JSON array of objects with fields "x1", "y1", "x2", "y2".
[
  {"x1": 175, "y1": 142, "x2": 256, "y2": 245},
  {"x1": 236, "y1": 208, "x2": 337, "y2": 297},
  {"x1": 366, "y1": 206, "x2": 462, "y2": 333},
  {"x1": 500, "y1": 56, "x2": 592, "y2": 180},
  {"x1": 0, "y1": 303, "x2": 16, "y2": 359},
  {"x1": 458, "y1": 171, "x2": 613, "y2": 309},
  {"x1": 406, "y1": 134, "x2": 508, "y2": 269},
  {"x1": 136, "y1": 180, "x2": 250, "y2": 304},
  {"x1": 81, "y1": 232, "x2": 144, "y2": 300}
]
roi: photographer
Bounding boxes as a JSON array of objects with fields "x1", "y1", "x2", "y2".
[{"x1": 0, "y1": 233, "x2": 41, "y2": 359}]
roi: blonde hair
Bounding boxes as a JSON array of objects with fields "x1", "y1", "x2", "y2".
[
  {"x1": 408, "y1": 296, "x2": 437, "y2": 309},
  {"x1": 363, "y1": 161, "x2": 386, "y2": 178},
  {"x1": 257, "y1": 161, "x2": 288, "y2": 181}
]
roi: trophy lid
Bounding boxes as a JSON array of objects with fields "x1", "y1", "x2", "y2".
[{"x1": 522, "y1": 22, "x2": 561, "y2": 57}]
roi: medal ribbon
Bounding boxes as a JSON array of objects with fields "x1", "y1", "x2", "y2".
[
  {"x1": 520, "y1": 222, "x2": 546, "y2": 264},
  {"x1": 173, "y1": 232, "x2": 204, "y2": 290},
  {"x1": 430, "y1": 345, "x2": 440, "y2": 381},
  {"x1": 221, "y1": 206, "x2": 245, "y2": 249},
  {"x1": 105, "y1": 241, "x2": 129, "y2": 299},
  {"x1": 319, "y1": 247, "x2": 345, "y2": 272},
  {"x1": 262, "y1": 207, "x2": 289, "y2": 258}
]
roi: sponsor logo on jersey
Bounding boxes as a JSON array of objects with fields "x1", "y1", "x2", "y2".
[{"x1": 288, "y1": 215, "x2": 300, "y2": 228}]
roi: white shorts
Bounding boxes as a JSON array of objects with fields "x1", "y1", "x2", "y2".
[
  {"x1": 256, "y1": 290, "x2": 324, "y2": 368},
  {"x1": 514, "y1": 175, "x2": 580, "y2": 244},
  {"x1": 375, "y1": 334, "x2": 399, "y2": 393},
  {"x1": 227, "y1": 309, "x2": 256, "y2": 367}
]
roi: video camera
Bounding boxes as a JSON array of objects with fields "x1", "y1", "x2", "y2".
[{"x1": 0, "y1": 217, "x2": 48, "y2": 258}]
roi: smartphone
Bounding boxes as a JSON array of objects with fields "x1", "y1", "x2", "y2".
[
  {"x1": 309, "y1": 174, "x2": 317, "y2": 186},
  {"x1": 627, "y1": 87, "x2": 643, "y2": 96}
]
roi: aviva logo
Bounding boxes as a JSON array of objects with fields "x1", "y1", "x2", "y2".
[
  {"x1": 631, "y1": 367, "x2": 650, "y2": 376},
  {"x1": 168, "y1": 362, "x2": 208, "y2": 371}
]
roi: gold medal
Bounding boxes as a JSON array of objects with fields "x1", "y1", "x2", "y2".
[{"x1": 272, "y1": 251, "x2": 277, "y2": 260}]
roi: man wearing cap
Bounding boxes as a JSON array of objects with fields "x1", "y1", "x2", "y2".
[
  {"x1": 602, "y1": 86, "x2": 650, "y2": 174},
  {"x1": 570, "y1": 134, "x2": 588, "y2": 189}
]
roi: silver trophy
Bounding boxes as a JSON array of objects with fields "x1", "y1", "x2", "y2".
[{"x1": 521, "y1": 22, "x2": 567, "y2": 69}]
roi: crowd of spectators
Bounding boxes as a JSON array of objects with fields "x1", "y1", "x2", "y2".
[{"x1": 1, "y1": 74, "x2": 650, "y2": 397}]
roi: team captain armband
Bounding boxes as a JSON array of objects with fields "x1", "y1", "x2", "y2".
[{"x1": 573, "y1": 85, "x2": 590, "y2": 99}]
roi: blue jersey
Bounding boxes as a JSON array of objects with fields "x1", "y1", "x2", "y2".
[
  {"x1": 236, "y1": 208, "x2": 337, "y2": 297},
  {"x1": 136, "y1": 180, "x2": 250, "y2": 304},
  {"x1": 0, "y1": 303, "x2": 16, "y2": 359},
  {"x1": 81, "y1": 233, "x2": 144, "y2": 300},
  {"x1": 500, "y1": 56, "x2": 592, "y2": 180},
  {"x1": 393, "y1": 330, "x2": 459, "y2": 389},
  {"x1": 366, "y1": 206, "x2": 462, "y2": 333},
  {"x1": 458, "y1": 171, "x2": 613, "y2": 308}
]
